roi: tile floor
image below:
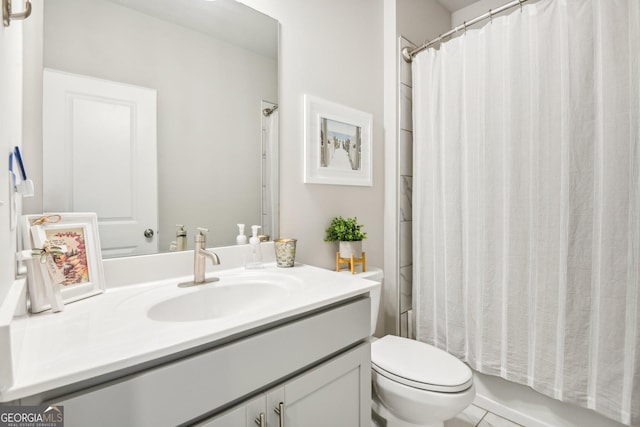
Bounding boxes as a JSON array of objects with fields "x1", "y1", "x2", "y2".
[
  {"x1": 444, "y1": 404, "x2": 523, "y2": 427},
  {"x1": 372, "y1": 404, "x2": 524, "y2": 427}
]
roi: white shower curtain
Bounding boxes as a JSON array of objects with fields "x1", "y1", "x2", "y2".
[{"x1": 412, "y1": 0, "x2": 639, "y2": 424}]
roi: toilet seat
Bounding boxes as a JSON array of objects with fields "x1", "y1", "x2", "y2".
[{"x1": 372, "y1": 335, "x2": 473, "y2": 393}]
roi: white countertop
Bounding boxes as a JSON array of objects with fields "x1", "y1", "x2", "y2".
[{"x1": 0, "y1": 262, "x2": 378, "y2": 403}]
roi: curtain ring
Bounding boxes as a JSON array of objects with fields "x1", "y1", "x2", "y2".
[
  {"x1": 519, "y1": 0, "x2": 524, "y2": 11},
  {"x1": 489, "y1": 9, "x2": 493, "y2": 23},
  {"x1": 463, "y1": 21, "x2": 467, "y2": 33}
]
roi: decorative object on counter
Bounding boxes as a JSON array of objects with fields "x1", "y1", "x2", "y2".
[
  {"x1": 245, "y1": 225, "x2": 264, "y2": 269},
  {"x1": 258, "y1": 234, "x2": 270, "y2": 242},
  {"x1": 324, "y1": 216, "x2": 367, "y2": 255},
  {"x1": 304, "y1": 95, "x2": 373, "y2": 187},
  {"x1": 21, "y1": 213, "x2": 106, "y2": 313},
  {"x1": 176, "y1": 224, "x2": 187, "y2": 251},
  {"x1": 325, "y1": 216, "x2": 367, "y2": 274},
  {"x1": 336, "y1": 251, "x2": 366, "y2": 275},
  {"x1": 274, "y1": 238, "x2": 297, "y2": 268},
  {"x1": 236, "y1": 224, "x2": 247, "y2": 245},
  {"x1": 28, "y1": 239, "x2": 65, "y2": 312}
]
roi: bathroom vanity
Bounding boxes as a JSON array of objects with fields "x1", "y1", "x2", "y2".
[
  {"x1": 50, "y1": 297, "x2": 370, "y2": 426},
  {"x1": 0, "y1": 244, "x2": 378, "y2": 426}
]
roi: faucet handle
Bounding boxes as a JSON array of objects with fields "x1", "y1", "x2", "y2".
[{"x1": 195, "y1": 227, "x2": 209, "y2": 243}]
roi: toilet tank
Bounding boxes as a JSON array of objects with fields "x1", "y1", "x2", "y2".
[{"x1": 355, "y1": 268, "x2": 383, "y2": 336}]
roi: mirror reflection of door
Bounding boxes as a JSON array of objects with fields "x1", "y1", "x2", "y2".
[{"x1": 43, "y1": 69, "x2": 158, "y2": 258}]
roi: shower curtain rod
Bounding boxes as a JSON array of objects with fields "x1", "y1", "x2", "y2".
[{"x1": 402, "y1": 0, "x2": 530, "y2": 62}]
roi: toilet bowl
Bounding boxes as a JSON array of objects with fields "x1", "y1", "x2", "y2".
[
  {"x1": 371, "y1": 335, "x2": 475, "y2": 427},
  {"x1": 358, "y1": 269, "x2": 475, "y2": 427}
]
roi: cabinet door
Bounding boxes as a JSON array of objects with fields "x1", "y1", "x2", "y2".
[
  {"x1": 271, "y1": 342, "x2": 371, "y2": 427},
  {"x1": 245, "y1": 395, "x2": 267, "y2": 427},
  {"x1": 197, "y1": 405, "x2": 245, "y2": 427},
  {"x1": 266, "y1": 387, "x2": 285, "y2": 427},
  {"x1": 196, "y1": 395, "x2": 265, "y2": 427}
]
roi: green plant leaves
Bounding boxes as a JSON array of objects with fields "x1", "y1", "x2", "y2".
[{"x1": 324, "y1": 216, "x2": 367, "y2": 242}]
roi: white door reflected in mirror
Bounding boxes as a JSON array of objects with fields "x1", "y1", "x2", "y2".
[{"x1": 43, "y1": 69, "x2": 158, "y2": 258}]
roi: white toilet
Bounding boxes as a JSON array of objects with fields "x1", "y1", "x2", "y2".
[{"x1": 360, "y1": 269, "x2": 475, "y2": 427}]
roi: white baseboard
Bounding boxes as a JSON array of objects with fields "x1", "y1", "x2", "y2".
[
  {"x1": 472, "y1": 371, "x2": 626, "y2": 427},
  {"x1": 474, "y1": 393, "x2": 553, "y2": 427}
]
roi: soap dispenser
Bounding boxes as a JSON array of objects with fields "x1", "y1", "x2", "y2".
[
  {"x1": 176, "y1": 225, "x2": 187, "y2": 251},
  {"x1": 236, "y1": 224, "x2": 248, "y2": 245},
  {"x1": 245, "y1": 225, "x2": 263, "y2": 269}
]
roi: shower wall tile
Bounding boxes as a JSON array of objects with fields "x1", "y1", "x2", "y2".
[
  {"x1": 400, "y1": 37, "x2": 416, "y2": 87},
  {"x1": 397, "y1": 36, "x2": 415, "y2": 336},
  {"x1": 400, "y1": 265, "x2": 413, "y2": 313},
  {"x1": 399, "y1": 221, "x2": 413, "y2": 267},
  {"x1": 400, "y1": 84, "x2": 413, "y2": 132},
  {"x1": 400, "y1": 175, "x2": 412, "y2": 221},
  {"x1": 400, "y1": 311, "x2": 409, "y2": 338},
  {"x1": 408, "y1": 309, "x2": 415, "y2": 339},
  {"x1": 399, "y1": 129, "x2": 413, "y2": 176}
]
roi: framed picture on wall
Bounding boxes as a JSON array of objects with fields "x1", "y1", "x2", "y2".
[
  {"x1": 304, "y1": 95, "x2": 373, "y2": 186},
  {"x1": 22, "y1": 213, "x2": 105, "y2": 313}
]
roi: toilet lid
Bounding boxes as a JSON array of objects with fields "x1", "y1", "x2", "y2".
[{"x1": 371, "y1": 335, "x2": 473, "y2": 393}]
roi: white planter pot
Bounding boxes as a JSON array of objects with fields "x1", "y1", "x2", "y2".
[{"x1": 339, "y1": 241, "x2": 363, "y2": 259}]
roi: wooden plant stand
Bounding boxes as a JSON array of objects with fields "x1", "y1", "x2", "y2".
[{"x1": 335, "y1": 251, "x2": 366, "y2": 274}]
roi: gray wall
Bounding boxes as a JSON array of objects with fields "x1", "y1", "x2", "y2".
[
  {"x1": 0, "y1": 4, "x2": 24, "y2": 304},
  {"x1": 239, "y1": 0, "x2": 386, "y2": 275}
]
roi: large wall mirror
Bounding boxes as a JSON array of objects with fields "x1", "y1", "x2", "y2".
[{"x1": 38, "y1": 0, "x2": 278, "y2": 257}]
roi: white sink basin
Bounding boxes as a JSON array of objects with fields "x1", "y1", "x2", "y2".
[{"x1": 147, "y1": 274, "x2": 302, "y2": 322}]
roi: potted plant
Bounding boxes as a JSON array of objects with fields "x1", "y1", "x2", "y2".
[{"x1": 324, "y1": 216, "x2": 367, "y2": 258}]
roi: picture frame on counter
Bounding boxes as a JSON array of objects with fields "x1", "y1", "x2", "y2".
[{"x1": 21, "y1": 212, "x2": 105, "y2": 313}]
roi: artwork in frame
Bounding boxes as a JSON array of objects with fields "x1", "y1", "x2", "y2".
[
  {"x1": 21, "y1": 212, "x2": 106, "y2": 313},
  {"x1": 304, "y1": 95, "x2": 373, "y2": 186}
]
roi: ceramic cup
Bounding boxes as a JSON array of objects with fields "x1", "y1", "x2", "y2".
[{"x1": 274, "y1": 238, "x2": 297, "y2": 267}]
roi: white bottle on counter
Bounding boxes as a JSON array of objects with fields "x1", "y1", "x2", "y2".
[
  {"x1": 245, "y1": 225, "x2": 263, "y2": 269},
  {"x1": 236, "y1": 224, "x2": 248, "y2": 245}
]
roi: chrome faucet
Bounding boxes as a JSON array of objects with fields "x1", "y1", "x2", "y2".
[{"x1": 179, "y1": 227, "x2": 220, "y2": 287}]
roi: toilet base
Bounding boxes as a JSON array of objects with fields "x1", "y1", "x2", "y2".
[{"x1": 372, "y1": 393, "x2": 444, "y2": 427}]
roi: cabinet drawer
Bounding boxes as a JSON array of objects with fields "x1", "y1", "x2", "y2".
[{"x1": 52, "y1": 297, "x2": 370, "y2": 427}]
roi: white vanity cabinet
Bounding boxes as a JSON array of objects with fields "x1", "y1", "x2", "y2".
[
  {"x1": 200, "y1": 342, "x2": 370, "y2": 427},
  {"x1": 47, "y1": 297, "x2": 371, "y2": 427}
]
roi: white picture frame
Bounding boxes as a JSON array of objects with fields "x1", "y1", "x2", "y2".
[
  {"x1": 304, "y1": 95, "x2": 373, "y2": 186},
  {"x1": 22, "y1": 213, "x2": 105, "y2": 313}
]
